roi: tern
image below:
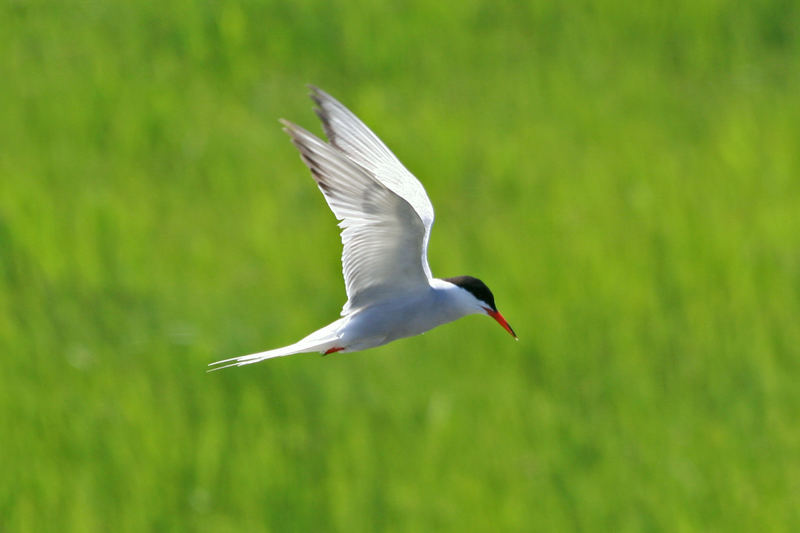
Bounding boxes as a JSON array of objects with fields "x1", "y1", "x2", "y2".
[{"x1": 210, "y1": 86, "x2": 516, "y2": 370}]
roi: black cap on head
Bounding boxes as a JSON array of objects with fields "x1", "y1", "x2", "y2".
[{"x1": 444, "y1": 275, "x2": 497, "y2": 311}]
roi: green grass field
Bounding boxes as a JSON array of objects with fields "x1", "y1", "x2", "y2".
[{"x1": 2, "y1": 1, "x2": 799, "y2": 531}]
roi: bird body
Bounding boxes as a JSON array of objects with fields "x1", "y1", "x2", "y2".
[{"x1": 210, "y1": 87, "x2": 515, "y2": 370}]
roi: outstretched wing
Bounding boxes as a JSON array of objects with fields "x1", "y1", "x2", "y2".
[
  {"x1": 282, "y1": 117, "x2": 432, "y2": 314},
  {"x1": 309, "y1": 87, "x2": 435, "y2": 271}
]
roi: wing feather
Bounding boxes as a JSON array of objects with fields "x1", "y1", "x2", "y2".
[
  {"x1": 309, "y1": 86, "x2": 435, "y2": 278},
  {"x1": 281, "y1": 119, "x2": 431, "y2": 313}
]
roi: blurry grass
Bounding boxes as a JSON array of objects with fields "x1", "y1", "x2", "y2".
[{"x1": 2, "y1": 0, "x2": 800, "y2": 531}]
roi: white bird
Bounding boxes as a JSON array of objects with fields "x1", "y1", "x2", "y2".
[{"x1": 210, "y1": 86, "x2": 516, "y2": 370}]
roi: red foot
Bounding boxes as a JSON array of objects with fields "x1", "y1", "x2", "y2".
[{"x1": 323, "y1": 346, "x2": 345, "y2": 355}]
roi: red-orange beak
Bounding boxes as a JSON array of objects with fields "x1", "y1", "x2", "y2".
[{"x1": 485, "y1": 308, "x2": 517, "y2": 339}]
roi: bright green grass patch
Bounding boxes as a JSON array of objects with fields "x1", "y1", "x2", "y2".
[{"x1": 2, "y1": 0, "x2": 799, "y2": 531}]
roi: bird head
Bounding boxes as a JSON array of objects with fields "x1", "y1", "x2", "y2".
[{"x1": 443, "y1": 276, "x2": 517, "y2": 339}]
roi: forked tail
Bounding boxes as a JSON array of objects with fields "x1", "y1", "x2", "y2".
[{"x1": 208, "y1": 320, "x2": 345, "y2": 371}]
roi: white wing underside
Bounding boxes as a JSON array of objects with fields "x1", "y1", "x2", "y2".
[{"x1": 281, "y1": 87, "x2": 435, "y2": 315}]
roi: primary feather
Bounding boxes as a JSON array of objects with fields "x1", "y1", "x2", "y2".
[{"x1": 281, "y1": 88, "x2": 435, "y2": 313}]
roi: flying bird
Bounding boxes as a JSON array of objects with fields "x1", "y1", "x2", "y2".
[{"x1": 210, "y1": 86, "x2": 516, "y2": 370}]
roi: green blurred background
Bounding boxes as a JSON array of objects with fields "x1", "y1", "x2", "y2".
[{"x1": 2, "y1": 0, "x2": 799, "y2": 531}]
